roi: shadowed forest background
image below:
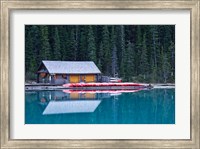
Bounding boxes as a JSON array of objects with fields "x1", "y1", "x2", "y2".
[{"x1": 25, "y1": 25, "x2": 175, "y2": 83}]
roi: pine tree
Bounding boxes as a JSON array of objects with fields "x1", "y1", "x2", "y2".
[
  {"x1": 25, "y1": 26, "x2": 33, "y2": 73},
  {"x1": 31, "y1": 26, "x2": 41, "y2": 70},
  {"x1": 151, "y1": 61, "x2": 157, "y2": 83},
  {"x1": 25, "y1": 26, "x2": 34, "y2": 72},
  {"x1": 125, "y1": 41, "x2": 135, "y2": 81},
  {"x1": 135, "y1": 26, "x2": 143, "y2": 75},
  {"x1": 150, "y1": 26, "x2": 160, "y2": 78},
  {"x1": 168, "y1": 41, "x2": 175, "y2": 82},
  {"x1": 78, "y1": 26, "x2": 87, "y2": 60},
  {"x1": 67, "y1": 28, "x2": 77, "y2": 60},
  {"x1": 87, "y1": 26, "x2": 97, "y2": 63},
  {"x1": 25, "y1": 26, "x2": 40, "y2": 80},
  {"x1": 162, "y1": 26, "x2": 172, "y2": 50},
  {"x1": 119, "y1": 25, "x2": 126, "y2": 79},
  {"x1": 75, "y1": 26, "x2": 79, "y2": 60},
  {"x1": 97, "y1": 42, "x2": 103, "y2": 71},
  {"x1": 111, "y1": 26, "x2": 118, "y2": 77},
  {"x1": 161, "y1": 47, "x2": 170, "y2": 83},
  {"x1": 111, "y1": 45, "x2": 118, "y2": 77},
  {"x1": 53, "y1": 27, "x2": 61, "y2": 60},
  {"x1": 102, "y1": 26, "x2": 111, "y2": 75},
  {"x1": 40, "y1": 26, "x2": 51, "y2": 60},
  {"x1": 139, "y1": 34, "x2": 148, "y2": 80},
  {"x1": 58, "y1": 26, "x2": 67, "y2": 60}
]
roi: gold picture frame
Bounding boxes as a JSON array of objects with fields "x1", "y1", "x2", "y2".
[{"x1": 1, "y1": 0, "x2": 199, "y2": 148}]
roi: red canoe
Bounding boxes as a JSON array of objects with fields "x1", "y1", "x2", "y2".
[
  {"x1": 63, "y1": 82, "x2": 149, "y2": 88},
  {"x1": 62, "y1": 89, "x2": 141, "y2": 94}
]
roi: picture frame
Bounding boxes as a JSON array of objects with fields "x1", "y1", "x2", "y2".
[{"x1": 0, "y1": 0, "x2": 199, "y2": 148}]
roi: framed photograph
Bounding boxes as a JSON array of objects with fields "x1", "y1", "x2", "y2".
[{"x1": 1, "y1": 0, "x2": 199, "y2": 148}]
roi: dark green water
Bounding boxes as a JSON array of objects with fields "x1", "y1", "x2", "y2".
[{"x1": 25, "y1": 89, "x2": 175, "y2": 124}]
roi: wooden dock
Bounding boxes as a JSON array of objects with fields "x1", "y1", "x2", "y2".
[{"x1": 25, "y1": 85, "x2": 152, "y2": 91}]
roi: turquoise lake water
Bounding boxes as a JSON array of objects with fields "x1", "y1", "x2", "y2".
[{"x1": 25, "y1": 88, "x2": 175, "y2": 124}]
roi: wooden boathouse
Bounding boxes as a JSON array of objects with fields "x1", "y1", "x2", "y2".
[{"x1": 36, "y1": 61, "x2": 101, "y2": 84}]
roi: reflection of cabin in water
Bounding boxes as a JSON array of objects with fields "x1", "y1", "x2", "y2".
[
  {"x1": 37, "y1": 90, "x2": 111, "y2": 102},
  {"x1": 36, "y1": 90, "x2": 103, "y2": 115},
  {"x1": 37, "y1": 61, "x2": 101, "y2": 84}
]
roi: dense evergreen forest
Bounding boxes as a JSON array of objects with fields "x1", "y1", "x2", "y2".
[{"x1": 25, "y1": 25, "x2": 175, "y2": 83}]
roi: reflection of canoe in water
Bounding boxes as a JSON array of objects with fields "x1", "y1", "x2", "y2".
[
  {"x1": 63, "y1": 82, "x2": 152, "y2": 90},
  {"x1": 62, "y1": 89, "x2": 141, "y2": 94}
]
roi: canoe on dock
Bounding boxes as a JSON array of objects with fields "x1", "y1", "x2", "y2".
[
  {"x1": 63, "y1": 82, "x2": 152, "y2": 90},
  {"x1": 63, "y1": 89, "x2": 141, "y2": 94}
]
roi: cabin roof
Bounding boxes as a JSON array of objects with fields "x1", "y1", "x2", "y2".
[{"x1": 39, "y1": 60, "x2": 101, "y2": 74}]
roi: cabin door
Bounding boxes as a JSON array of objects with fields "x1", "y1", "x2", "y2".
[
  {"x1": 85, "y1": 74, "x2": 95, "y2": 82},
  {"x1": 70, "y1": 75, "x2": 80, "y2": 83}
]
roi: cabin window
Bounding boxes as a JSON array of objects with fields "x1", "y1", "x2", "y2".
[
  {"x1": 57, "y1": 75, "x2": 62, "y2": 79},
  {"x1": 40, "y1": 73, "x2": 47, "y2": 78},
  {"x1": 62, "y1": 74, "x2": 67, "y2": 79}
]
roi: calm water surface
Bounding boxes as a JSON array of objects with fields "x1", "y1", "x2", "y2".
[{"x1": 25, "y1": 89, "x2": 175, "y2": 124}]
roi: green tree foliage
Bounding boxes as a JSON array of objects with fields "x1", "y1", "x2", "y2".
[
  {"x1": 151, "y1": 26, "x2": 159, "y2": 65},
  {"x1": 101, "y1": 26, "x2": 111, "y2": 75},
  {"x1": 118, "y1": 25, "x2": 126, "y2": 79},
  {"x1": 78, "y1": 27, "x2": 88, "y2": 60},
  {"x1": 68, "y1": 28, "x2": 77, "y2": 60},
  {"x1": 58, "y1": 26, "x2": 67, "y2": 60},
  {"x1": 97, "y1": 42, "x2": 103, "y2": 71},
  {"x1": 25, "y1": 26, "x2": 34, "y2": 73},
  {"x1": 87, "y1": 26, "x2": 97, "y2": 63},
  {"x1": 25, "y1": 25, "x2": 175, "y2": 83},
  {"x1": 53, "y1": 27, "x2": 61, "y2": 60},
  {"x1": 134, "y1": 26, "x2": 143, "y2": 76},
  {"x1": 139, "y1": 34, "x2": 148, "y2": 80},
  {"x1": 40, "y1": 26, "x2": 51, "y2": 60},
  {"x1": 168, "y1": 41, "x2": 175, "y2": 82},
  {"x1": 161, "y1": 47, "x2": 171, "y2": 83},
  {"x1": 111, "y1": 45, "x2": 118, "y2": 77},
  {"x1": 124, "y1": 41, "x2": 135, "y2": 81},
  {"x1": 25, "y1": 25, "x2": 40, "y2": 78},
  {"x1": 111, "y1": 26, "x2": 118, "y2": 77},
  {"x1": 150, "y1": 57, "x2": 157, "y2": 83}
]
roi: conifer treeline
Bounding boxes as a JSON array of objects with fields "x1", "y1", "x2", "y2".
[{"x1": 25, "y1": 25, "x2": 175, "y2": 83}]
